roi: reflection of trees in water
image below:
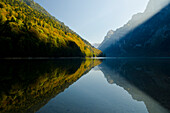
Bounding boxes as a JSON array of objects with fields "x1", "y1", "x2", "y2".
[
  {"x1": 99, "y1": 59, "x2": 170, "y2": 113},
  {"x1": 0, "y1": 59, "x2": 102, "y2": 113}
]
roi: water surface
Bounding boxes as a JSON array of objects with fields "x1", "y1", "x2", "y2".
[{"x1": 0, "y1": 58, "x2": 169, "y2": 113}]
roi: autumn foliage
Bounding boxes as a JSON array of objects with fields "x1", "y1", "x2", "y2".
[{"x1": 0, "y1": 0, "x2": 103, "y2": 57}]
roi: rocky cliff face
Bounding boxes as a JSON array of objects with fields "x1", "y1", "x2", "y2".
[
  {"x1": 99, "y1": 0, "x2": 170, "y2": 57},
  {"x1": 98, "y1": 30, "x2": 114, "y2": 50}
]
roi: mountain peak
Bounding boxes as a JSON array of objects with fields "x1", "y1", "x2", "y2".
[
  {"x1": 105, "y1": 30, "x2": 114, "y2": 39},
  {"x1": 107, "y1": 30, "x2": 114, "y2": 35},
  {"x1": 144, "y1": 0, "x2": 170, "y2": 15}
]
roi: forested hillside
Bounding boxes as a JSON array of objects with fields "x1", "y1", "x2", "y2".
[{"x1": 0, "y1": 0, "x2": 102, "y2": 57}]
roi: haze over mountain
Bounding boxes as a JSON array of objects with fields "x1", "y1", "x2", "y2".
[
  {"x1": 99, "y1": 0, "x2": 170, "y2": 57},
  {"x1": 92, "y1": 43, "x2": 100, "y2": 48}
]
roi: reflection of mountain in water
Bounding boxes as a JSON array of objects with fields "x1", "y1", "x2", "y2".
[
  {"x1": 0, "y1": 59, "x2": 102, "y2": 113},
  {"x1": 99, "y1": 59, "x2": 170, "y2": 113}
]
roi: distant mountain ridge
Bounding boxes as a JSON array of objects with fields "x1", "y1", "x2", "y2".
[
  {"x1": 93, "y1": 43, "x2": 100, "y2": 48},
  {"x1": 99, "y1": 0, "x2": 170, "y2": 57}
]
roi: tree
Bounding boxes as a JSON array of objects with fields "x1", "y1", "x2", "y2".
[
  {"x1": 0, "y1": 2, "x2": 5, "y2": 8},
  {"x1": 0, "y1": 13, "x2": 7, "y2": 23},
  {"x1": 10, "y1": 15, "x2": 17, "y2": 22}
]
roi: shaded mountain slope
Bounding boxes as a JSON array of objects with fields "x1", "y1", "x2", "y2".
[{"x1": 99, "y1": 0, "x2": 170, "y2": 57}]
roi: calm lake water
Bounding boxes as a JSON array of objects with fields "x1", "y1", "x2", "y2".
[{"x1": 0, "y1": 58, "x2": 170, "y2": 113}]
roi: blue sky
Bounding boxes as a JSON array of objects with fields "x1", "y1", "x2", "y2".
[{"x1": 35, "y1": 0, "x2": 149, "y2": 43}]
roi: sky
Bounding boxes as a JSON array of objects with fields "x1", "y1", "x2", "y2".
[{"x1": 35, "y1": 0, "x2": 149, "y2": 44}]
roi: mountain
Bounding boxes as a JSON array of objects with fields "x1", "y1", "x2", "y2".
[
  {"x1": 99, "y1": 0, "x2": 170, "y2": 57},
  {"x1": 98, "y1": 30, "x2": 114, "y2": 49},
  {"x1": 0, "y1": 0, "x2": 103, "y2": 57},
  {"x1": 92, "y1": 43, "x2": 100, "y2": 48}
]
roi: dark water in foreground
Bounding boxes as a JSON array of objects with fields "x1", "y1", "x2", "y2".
[{"x1": 0, "y1": 58, "x2": 170, "y2": 113}]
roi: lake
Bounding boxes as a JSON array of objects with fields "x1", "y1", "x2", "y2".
[{"x1": 0, "y1": 58, "x2": 170, "y2": 113}]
